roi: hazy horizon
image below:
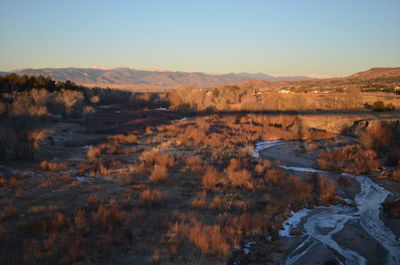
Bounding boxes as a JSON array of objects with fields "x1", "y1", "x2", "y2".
[{"x1": 1, "y1": 0, "x2": 399, "y2": 76}]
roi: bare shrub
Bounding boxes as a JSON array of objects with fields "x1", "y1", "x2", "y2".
[
  {"x1": 285, "y1": 175, "x2": 314, "y2": 204},
  {"x1": 140, "y1": 150, "x2": 175, "y2": 168},
  {"x1": 311, "y1": 174, "x2": 337, "y2": 203},
  {"x1": 0, "y1": 204, "x2": 19, "y2": 219},
  {"x1": 184, "y1": 155, "x2": 204, "y2": 173},
  {"x1": 359, "y1": 125, "x2": 393, "y2": 151},
  {"x1": 87, "y1": 146, "x2": 102, "y2": 161},
  {"x1": 265, "y1": 167, "x2": 286, "y2": 184},
  {"x1": 188, "y1": 220, "x2": 230, "y2": 257},
  {"x1": 0, "y1": 117, "x2": 52, "y2": 160},
  {"x1": 10, "y1": 89, "x2": 51, "y2": 116},
  {"x1": 201, "y1": 166, "x2": 224, "y2": 189},
  {"x1": 317, "y1": 145, "x2": 381, "y2": 174},
  {"x1": 108, "y1": 134, "x2": 138, "y2": 144},
  {"x1": 90, "y1": 95, "x2": 100, "y2": 104},
  {"x1": 209, "y1": 195, "x2": 223, "y2": 210},
  {"x1": 226, "y1": 168, "x2": 253, "y2": 189},
  {"x1": 149, "y1": 165, "x2": 168, "y2": 182},
  {"x1": 40, "y1": 160, "x2": 68, "y2": 171},
  {"x1": 139, "y1": 189, "x2": 165, "y2": 207},
  {"x1": 83, "y1": 106, "x2": 96, "y2": 115},
  {"x1": 60, "y1": 89, "x2": 85, "y2": 116},
  {"x1": 190, "y1": 196, "x2": 207, "y2": 209}
]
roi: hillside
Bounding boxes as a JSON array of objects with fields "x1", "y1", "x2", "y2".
[
  {"x1": 349, "y1": 67, "x2": 400, "y2": 79},
  {"x1": 7, "y1": 67, "x2": 320, "y2": 89},
  {"x1": 235, "y1": 67, "x2": 400, "y2": 93}
]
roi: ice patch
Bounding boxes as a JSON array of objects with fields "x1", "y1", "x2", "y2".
[
  {"x1": 251, "y1": 140, "x2": 285, "y2": 158},
  {"x1": 242, "y1": 242, "x2": 255, "y2": 255},
  {"x1": 76, "y1": 176, "x2": 86, "y2": 182},
  {"x1": 279, "y1": 208, "x2": 310, "y2": 237},
  {"x1": 243, "y1": 248, "x2": 250, "y2": 255},
  {"x1": 279, "y1": 165, "x2": 322, "y2": 173},
  {"x1": 155, "y1": 107, "x2": 170, "y2": 111},
  {"x1": 337, "y1": 196, "x2": 355, "y2": 204},
  {"x1": 173, "y1": 117, "x2": 189, "y2": 122}
]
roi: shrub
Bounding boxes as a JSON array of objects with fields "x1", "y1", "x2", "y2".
[
  {"x1": 359, "y1": 125, "x2": 392, "y2": 151},
  {"x1": 0, "y1": 116, "x2": 52, "y2": 160},
  {"x1": 40, "y1": 160, "x2": 68, "y2": 171},
  {"x1": 311, "y1": 174, "x2": 337, "y2": 203},
  {"x1": 317, "y1": 145, "x2": 381, "y2": 174},
  {"x1": 139, "y1": 189, "x2": 165, "y2": 207},
  {"x1": 200, "y1": 166, "x2": 224, "y2": 189},
  {"x1": 90, "y1": 95, "x2": 100, "y2": 104},
  {"x1": 265, "y1": 167, "x2": 286, "y2": 184},
  {"x1": 184, "y1": 156, "x2": 204, "y2": 174},
  {"x1": 188, "y1": 220, "x2": 230, "y2": 257},
  {"x1": 226, "y1": 168, "x2": 253, "y2": 189},
  {"x1": 190, "y1": 196, "x2": 207, "y2": 209},
  {"x1": 108, "y1": 134, "x2": 137, "y2": 144},
  {"x1": 371, "y1": 101, "x2": 395, "y2": 112},
  {"x1": 149, "y1": 165, "x2": 168, "y2": 182},
  {"x1": 285, "y1": 175, "x2": 313, "y2": 204},
  {"x1": 386, "y1": 103, "x2": 395, "y2": 111},
  {"x1": 372, "y1": 101, "x2": 385, "y2": 112},
  {"x1": 87, "y1": 146, "x2": 102, "y2": 161},
  {"x1": 209, "y1": 195, "x2": 223, "y2": 209},
  {"x1": 140, "y1": 151, "x2": 175, "y2": 168}
]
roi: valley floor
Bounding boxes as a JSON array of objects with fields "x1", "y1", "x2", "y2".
[{"x1": 1, "y1": 105, "x2": 400, "y2": 265}]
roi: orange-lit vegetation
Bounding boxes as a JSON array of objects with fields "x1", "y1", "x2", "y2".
[{"x1": 1, "y1": 74, "x2": 399, "y2": 264}]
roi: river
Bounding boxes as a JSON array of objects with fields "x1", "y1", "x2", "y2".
[{"x1": 254, "y1": 141, "x2": 400, "y2": 265}]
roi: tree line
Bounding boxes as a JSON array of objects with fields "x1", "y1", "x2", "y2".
[{"x1": 0, "y1": 73, "x2": 83, "y2": 94}]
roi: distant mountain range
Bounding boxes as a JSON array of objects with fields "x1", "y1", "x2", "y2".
[
  {"x1": 1, "y1": 67, "x2": 332, "y2": 89},
  {"x1": 3, "y1": 67, "x2": 398, "y2": 90}
]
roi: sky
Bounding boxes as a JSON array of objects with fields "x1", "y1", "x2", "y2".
[{"x1": 0, "y1": 0, "x2": 399, "y2": 76}]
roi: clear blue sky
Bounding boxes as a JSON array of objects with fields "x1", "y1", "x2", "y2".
[{"x1": 1, "y1": 0, "x2": 399, "y2": 76}]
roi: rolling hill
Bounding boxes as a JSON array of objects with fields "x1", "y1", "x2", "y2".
[{"x1": 6, "y1": 67, "x2": 322, "y2": 89}]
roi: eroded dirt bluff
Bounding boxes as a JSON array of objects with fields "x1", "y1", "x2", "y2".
[{"x1": 292, "y1": 112, "x2": 400, "y2": 135}]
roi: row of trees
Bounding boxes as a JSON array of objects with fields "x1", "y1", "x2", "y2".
[{"x1": 0, "y1": 73, "x2": 83, "y2": 94}]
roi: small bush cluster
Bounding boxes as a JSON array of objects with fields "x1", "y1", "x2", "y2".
[
  {"x1": 40, "y1": 160, "x2": 68, "y2": 172},
  {"x1": 0, "y1": 117, "x2": 52, "y2": 160},
  {"x1": 139, "y1": 189, "x2": 165, "y2": 207},
  {"x1": 372, "y1": 100, "x2": 395, "y2": 112},
  {"x1": 317, "y1": 145, "x2": 381, "y2": 174}
]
